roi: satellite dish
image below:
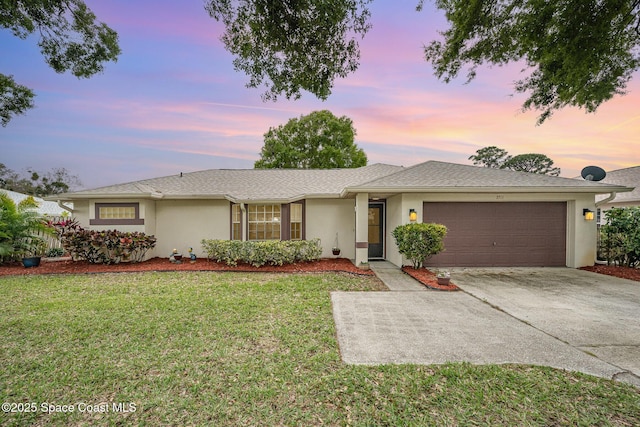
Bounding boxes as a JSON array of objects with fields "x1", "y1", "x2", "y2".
[{"x1": 581, "y1": 166, "x2": 606, "y2": 181}]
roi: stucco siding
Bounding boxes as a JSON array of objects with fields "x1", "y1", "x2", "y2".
[
  {"x1": 572, "y1": 194, "x2": 597, "y2": 268},
  {"x1": 72, "y1": 200, "x2": 90, "y2": 228},
  {"x1": 305, "y1": 199, "x2": 355, "y2": 259},
  {"x1": 384, "y1": 195, "x2": 404, "y2": 267},
  {"x1": 155, "y1": 199, "x2": 229, "y2": 258},
  {"x1": 141, "y1": 200, "x2": 156, "y2": 238}
]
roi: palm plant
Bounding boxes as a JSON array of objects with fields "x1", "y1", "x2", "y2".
[{"x1": 0, "y1": 192, "x2": 54, "y2": 263}]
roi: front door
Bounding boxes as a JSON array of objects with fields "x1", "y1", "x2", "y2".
[{"x1": 368, "y1": 203, "x2": 384, "y2": 259}]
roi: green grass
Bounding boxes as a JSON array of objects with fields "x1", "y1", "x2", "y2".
[{"x1": 1, "y1": 272, "x2": 638, "y2": 426}]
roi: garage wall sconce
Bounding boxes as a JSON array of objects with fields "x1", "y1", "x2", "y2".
[
  {"x1": 583, "y1": 209, "x2": 595, "y2": 221},
  {"x1": 409, "y1": 209, "x2": 417, "y2": 222}
]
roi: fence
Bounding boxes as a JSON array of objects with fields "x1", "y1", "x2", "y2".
[
  {"x1": 40, "y1": 216, "x2": 64, "y2": 254},
  {"x1": 42, "y1": 232, "x2": 63, "y2": 251}
]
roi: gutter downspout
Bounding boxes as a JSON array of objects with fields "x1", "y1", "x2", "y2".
[
  {"x1": 595, "y1": 192, "x2": 616, "y2": 207},
  {"x1": 240, "y1": 203, "x2": 246, "y2": 241},
  {"x1": 56, "y1": 200, "x2": 73, "y2": 213}
]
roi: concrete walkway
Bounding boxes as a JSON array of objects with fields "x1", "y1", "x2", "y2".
[
  {"x1": 369, "y1": 261, "x2": 425, "y2": 291},
  {"x1": 332, "y1": 263, "x2": 639, "y2": 386}
]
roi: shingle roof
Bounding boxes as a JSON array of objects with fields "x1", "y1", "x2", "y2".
[
  {"x1": 51, "y1": 161, "x2": 632, "y2": 202},
  {"x1": 52, "y1": 164, "x2": 404, "y2": 202},
  {"x1": 596, "y1": 166, "x2": 640, "y2": 203},
  {"x1": 348, "y1": 161, "x2": 631, "y2": 194}
]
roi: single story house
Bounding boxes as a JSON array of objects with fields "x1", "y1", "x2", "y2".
[
  {"x1": 48, "y1": 161, "x2": 634, "y2": 268},
  {"x1": 595, "y1": 166, "x2": 640, "y2": 224}
]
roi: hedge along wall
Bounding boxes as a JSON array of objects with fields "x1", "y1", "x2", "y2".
[{"x1": 201, "y1": 239, "x2": 322, "y2": 267}]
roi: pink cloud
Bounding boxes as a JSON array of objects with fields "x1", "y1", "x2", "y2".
[
  {"x1": 338, "y1": 74, "x2": 640, "y2": 178},
  {"x1": 89, "y1": 1, "x2": 225, "y2": 47}
]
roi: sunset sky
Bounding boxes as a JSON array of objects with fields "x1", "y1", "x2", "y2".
[{"x1": 2, "y1": 0, "x2": 639, "y2": 190}]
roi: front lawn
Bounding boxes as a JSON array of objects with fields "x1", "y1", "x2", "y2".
[{"x1": 1, "y1": 272, "x2": 638, "y2": 426}]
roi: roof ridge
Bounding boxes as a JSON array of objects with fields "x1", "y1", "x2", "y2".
[{"x1": 352, "y1": 161, "x2": 421, "y2": 186}]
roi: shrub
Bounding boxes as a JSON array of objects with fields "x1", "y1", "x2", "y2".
[
  {"x1": 46, "y1": 247, "x2": 65, "y2": 257},
  {"x1": 599, "y1": 207, "x2": 640, "y2": 267},
  {"x1": 392, "y1": 223, "x2": 447, "y2": 269},
  {"x1": 50, "y1": 218, "x2": 157, "y2": 264},
  {"x1": 0, "y1": 192, "x2": 54, "y2": 263},
  {"x1": 201, "y1": 239, "x2": 322, "y2": 267},
  {"x1": 291, "y1": 239, "x2": 323, "y2": 262}
]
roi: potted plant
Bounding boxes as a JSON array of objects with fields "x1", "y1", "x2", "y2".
[
  {"x1": 359, "y1": 261, "x2": 370, "y2": 270},
  {"x1": 0, "y1": 193, "x2": 54, "y2": 267},
  {"x1": 436, "y1": 270, "x2": 451, "y2": 285},
  {"x1": 332, "y1": 232, "x2": 341, "y2": 255},
  {"x1": 21, "y1": 237, "x2": 48, "y2": 268}
]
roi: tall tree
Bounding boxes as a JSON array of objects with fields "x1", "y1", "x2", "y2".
[
  {"x1": 468, "y1": 146, "x2": 511, "y2": 169},
  {"x1": 469, "y1": 146, "x2": 561, "y2": 176},
  {"x1": 502, "y1": 154, "x2": 561, "y2": 176},
  {"x1": 1, "y1": 0, "x2": 121, "y2": 126},
  {"x1": 0, "y1": 164, "x2": 82, "y2": 196},
  {"x1": 204, "y1": 1, "x2": 639, "y2": 123},
  {"x1": 0, "y1": 75, "x2": 34, "y2": 127},
  {"x1": 422, "y1": 0, "x2": 640, "y2": 124},
  {"x1": 204, "y1": 0, "x2": 371, "y2": 101},
  {"x1": 254, "y1": 110, "x2": 367, "y2": 169}
]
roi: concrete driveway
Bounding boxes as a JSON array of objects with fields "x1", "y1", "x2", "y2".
[
  {"x1": 332, "y1": 267, "x2": 640, "y2": 386},
  {"x1": 453, "y1": 267, "x2": 640, "y2": 385}
]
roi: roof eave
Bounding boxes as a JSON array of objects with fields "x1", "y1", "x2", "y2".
[
  {"x1": 344, "y1": 185, "x2": 634, "y2": 194},
  {"x1": 45, "y1": 192, "x2": 165, "y2": 201},
  {"x1": 159, "y1": 194, "x2": 227, "y2": 200},
  {"x1": 47, "y1": 192, "x2": 341, "y2": 203},
  {"x1": 48, "y1": 184, "x2": 634, "y2": 202},
  {"x1": 226, "y1": 193, "x2": 341, "y2": 204}
]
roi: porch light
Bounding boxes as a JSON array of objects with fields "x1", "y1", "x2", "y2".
[
  {"x1": 409, "y1": 209, "x2": 417, "y2": 222},
  {"x1": 583, "y1": 209, "x2": 595, "y2": 221}
]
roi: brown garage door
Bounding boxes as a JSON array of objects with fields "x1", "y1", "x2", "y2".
[{"x1": 423, "y1": 202, "x2": 566, "y2": 267}]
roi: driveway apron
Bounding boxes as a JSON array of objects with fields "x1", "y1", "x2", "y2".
[{"x1": 332, "y1": 263, "x2": 640, "y2": 386}]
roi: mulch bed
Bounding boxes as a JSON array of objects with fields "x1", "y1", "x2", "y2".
[
  {"x1": 0, "y1": 256, "x2": 455, "y2": 291},
  {"x1": 579, "y1": 264, "x2": 640, "y2": 282},
  {"x1": 401, "y1": 267, "x2": 459, "y2": 291},
  {"x1": 3, "y1": 257, "x2": 637, "y2": 292},
  {"x1": 0, "y1": 257, "x2": 375, "y2": 277}
]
